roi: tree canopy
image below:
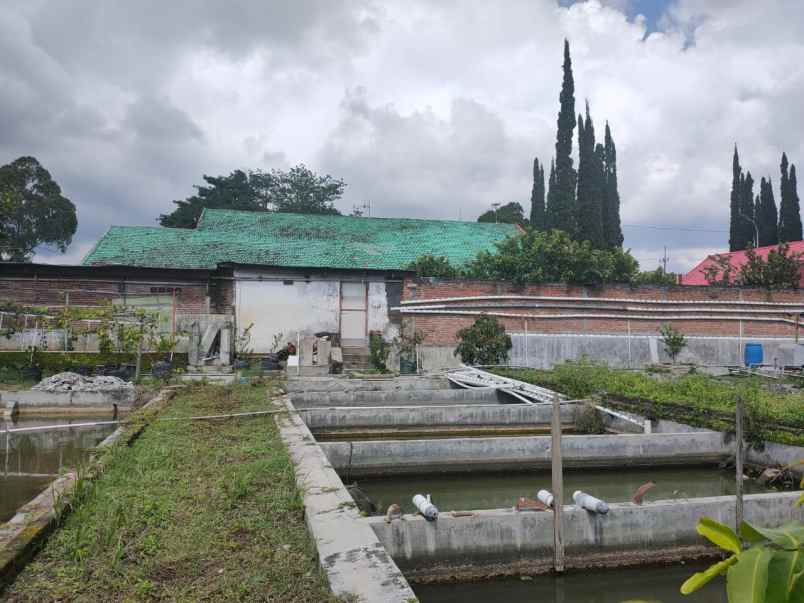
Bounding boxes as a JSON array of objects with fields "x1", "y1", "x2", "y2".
[
  {"x1": 0, "y1": 156, "x2": 77, "y2": 262},
  {"x1": 159, "y1": 164, "x2": 344, "y2": 228},
  {"x1": 477, "y1": 202, "x2": 527, "y2": 225},
  {"x1": 406, "y1": 254, "x2": 459, "y2": 278},
  {"x1": 466, "y1": 229, "x2": 638, "y2": 287}
]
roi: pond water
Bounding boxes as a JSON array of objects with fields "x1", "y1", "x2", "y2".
[
  {"x1": 355, "y1": 466, "x2": 769, "y2": 515},
  {"x1": 1, "y1": 415, "x2": 117, "y2": 522},
  {"x1": 413, "y1": 561, "x2": 726, "y2": 602}
]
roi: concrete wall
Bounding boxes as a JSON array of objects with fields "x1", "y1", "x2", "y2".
[
  {"x1": 300, "y1": 402, "x2": 580, "y2": 430},
  {"x1": 368, "y1": 492, "x2": 803, "y2": 579},
  {"x1": 419, "y1": 334, "x2": 799, "y2": 370},
  {"x1": 321, "y1": 432, "x2": 734, "y2": 476},
  {"x1": 284, "y1": 375, "x2": 450, "y2": 393},
  {"x1": 290, "y1": 386, "x2": 508, "y2": 408}
]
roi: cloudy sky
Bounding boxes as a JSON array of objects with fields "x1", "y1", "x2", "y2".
[{"x1": 3, "y1": 0, "x2": 804, "y2": 272}]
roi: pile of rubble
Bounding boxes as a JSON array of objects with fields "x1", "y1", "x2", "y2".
[{"x1": 32, "y1": 372, "x2": 135, "y2": 393}]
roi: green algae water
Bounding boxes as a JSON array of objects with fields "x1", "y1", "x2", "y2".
[
  {"x1": 413, "y1": 562, "x2": 726, "y2": 602},
  {"x1": 356, "y1": 466, "x2": 769, "y2": 515},
  {"x1": 1, "y1": 416, "x2": 116, "y2": 522}
]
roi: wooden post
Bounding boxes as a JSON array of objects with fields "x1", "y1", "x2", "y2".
[
  {"x1": 551, "y1": 393, "x2": 564, "y2": 572},
  {"x1": 135, "y1": 318, "x2": 143, "y2": 382},
  {"x1": 735, "y1": 396, "x2": 744, "y2": 532},
  {"x1": 524, "y1": 319, "x2": 529, "y2": 367},
  {"x1": 796, "y1": 314, "x2": 800, "y2": 343}
]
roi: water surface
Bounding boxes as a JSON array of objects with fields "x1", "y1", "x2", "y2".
[
  {"x1": 356, "y1": 466, "x2": 769, "y2": 515},
  {"x1": 414, "y1": 561, "x2": 726, "y2": 603}
]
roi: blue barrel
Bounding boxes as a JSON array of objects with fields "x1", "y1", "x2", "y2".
[{"x1": 744, "y1": 343, "x2": 763, "y2": 367}]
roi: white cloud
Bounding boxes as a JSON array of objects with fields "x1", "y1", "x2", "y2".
[{"x1": 3, "y1": 0, "x2": 804, "y2": 273}]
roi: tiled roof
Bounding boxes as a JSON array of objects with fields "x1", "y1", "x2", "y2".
[
  {"x1": 682, "y1": 241, "x2": 804, "y2": 286},
  {"x1": 82, "y1": 209, "x2": 520, "y2": 271}
]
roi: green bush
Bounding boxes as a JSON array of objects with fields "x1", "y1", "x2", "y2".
[
  {"x1": 369, "y1": 332, "x2": 390, "y2": 372},
  {"x1": 454, "y1": 315, "x2": 512, "y2": 365},
  {"x1": 0, "y1": 351, "x2": 189, "y2": 380}
]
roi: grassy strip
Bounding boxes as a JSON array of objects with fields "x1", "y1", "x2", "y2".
[
  {"x1": 4, "y1": 383, "x2": 337, "y2": 602},
  {"x1": 494, "y1": 363, "x2": 804, "y2": 447}
]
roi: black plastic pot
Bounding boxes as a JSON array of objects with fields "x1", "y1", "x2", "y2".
[
  {"x1": 152, "y1": 360, "x2": 173, "y2": 379},
  {"x1": 234, "y1": 359, "x2": 250, "y2": 370},
  {"x1": 21, "y1": 366, "x2": 42, "y2": 382},
  {"x1": 399, "y1": 358, "x2": 418, "y2": 375}
]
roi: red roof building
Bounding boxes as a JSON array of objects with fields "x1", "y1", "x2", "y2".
[{"x1": 682, "y1": 241, "x2": 804, "y2": 286}]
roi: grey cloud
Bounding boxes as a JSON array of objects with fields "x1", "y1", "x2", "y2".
[{"x1": 122, "y1": 97, "x2": 204, "y2": 144}]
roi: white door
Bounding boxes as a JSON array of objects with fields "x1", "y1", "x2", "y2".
[{"x1": 340, "y1": 282, "x2": 367, "y2": 345}]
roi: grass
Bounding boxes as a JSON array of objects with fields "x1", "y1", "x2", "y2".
[
  {"x1": 494, "y1": 362, "x2": 804, "y2": 447},
  {"x1": 4, "y1": 382, "x2": 337, "y2": 602}
]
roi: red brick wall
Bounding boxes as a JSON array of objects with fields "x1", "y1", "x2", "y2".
[{"x1": 402, "y1": 279, "x2": 804, "y2": 345}]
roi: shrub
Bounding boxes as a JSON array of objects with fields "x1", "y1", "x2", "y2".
[
  {"x1": 454, "y1": 315, "x2": 512, "y2": 365},
  {"x1": 369, "y1": 332, "x2": 390, "y2": 372},
  {"x1": 406, "y1": 254, "x2": 459, "y2": 278},
  {"x1": 659, "y1": 323, "x2": 687, "y2": 363}
]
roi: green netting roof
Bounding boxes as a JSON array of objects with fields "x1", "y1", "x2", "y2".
[{"x1": 82, "y1": 209, "x2": 519, "y2": 270}]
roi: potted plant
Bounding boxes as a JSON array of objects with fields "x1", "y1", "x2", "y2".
[{"x1": 396, "y1": 329, "x2": 424, "y2": 375}]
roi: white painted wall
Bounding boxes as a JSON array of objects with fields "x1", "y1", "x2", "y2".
[{"x1": 234, "y1": 270, "x2": 395, "y2": 352}]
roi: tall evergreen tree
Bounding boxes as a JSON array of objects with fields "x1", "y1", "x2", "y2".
[
  {"x1": 603, "y1": 122, "x2": 623, "y2": 248},
  {"x1": 728, "y1": 146, "x2": 743, "y2": 251},
  {"x1": 741, "y1": 171, "x2": 756, "y2": 247},
  {"x1": 546, "y1": 39, "x2": 577, "y2": 235},
  {"x1": 778, "y1": 153, "x2": 803, "y2": 242},
  {"x1": 757, "y1": 176, "x2": 778, "y2": 246},
  {"x1": 546, "y1": 159, "x2": 556, "y2": 222},
  {"x1": 530, "y1": 157, "x2": 546, "y2": 230},
  {"x1": 575, "y1": 104, "x2": 604, "y2": 247}
]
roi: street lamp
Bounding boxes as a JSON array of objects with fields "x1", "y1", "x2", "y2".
[{"x1": 738, "y1": 211, "x2": 759, "y2": 248}]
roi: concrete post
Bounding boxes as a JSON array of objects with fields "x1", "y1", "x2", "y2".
[
  {"x1": 219, "y1": 321, "x2": 232, "y2": 366},
  {"x1": 189, "y1": 321, "x2": 201, "y2": 367},
  {"x1": 551, "y1": 393, "x2": 564, "y2": 572},
  {"x1": 735, "y1": 396, "x2": 744, "y2": 532}
]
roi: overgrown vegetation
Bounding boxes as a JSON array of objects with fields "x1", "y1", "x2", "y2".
[
  {"x1": 454, "y1": 315, "x2": 512, "y2": 365},
  {"x1": 494, "y1": 362, "x2": 804, "y2": 446},
  {"x1": 703, "y1": 243, "x2": 802, "y2": 290},
  {"x1": 5, "y1": 384, "x2": 336, "y2": 602},
  {"x1": 369, "y1": 332, "x2": 390, "y2": 372},
  {"x1": 406, "y1": 254, "x2": 460, "y2": 278},
  {"x1": 466, "y1": 229, "x2": 638, "y2": 287}
]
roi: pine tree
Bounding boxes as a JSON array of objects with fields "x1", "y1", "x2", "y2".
[
  {"x1": 546, "y1": 159, "x2": 556, "y2": 224},
  {"x1": 575, "y1": 103, "x2": 604, "y2": 247},
  {"x1": 778, "y1": 154, "x2": 803, "y2": 242},
  {"x1": 603, "y1": 122, "x2": 623, "y2": 248},
  {"x1": 757, "y1": 176, "x2": 778, "y2": 246},
  {"x1": 530, "y1": 157, "x2": 546, "y2": 230},
  {"x1": 546, "y1": 39, "x2": 577, "y2": 235},
  {"x1": 728, "y1": 146, "x2": 743, "y2": 251}
]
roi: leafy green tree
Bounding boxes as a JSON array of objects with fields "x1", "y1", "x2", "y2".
[
  {"x1": 0, "y1": 156, "x2": 77, "y2": 262},
  {"x1": 406, "y1": 254, "x2": 459, "y2": 278},
  {"x1": 454, "y1": 315, "x2": 512, "y2": 365},
  {"x1": 530, "y1": 157, "x2": 546, "y2": 230},
  {"x1": 477, "y1": 202, "x2": 526, "y2": 225},
  {"x1": 466, "y1": 229, "x2": 638, "y2": 287},
  {"x1": 159, "y1": 164, "x2": 344, "y2": 228},
  {"x1": 546, "y1": 40, "x2": 577, "y2": 236},
  {"x1": 659, "y1": 323, "x2": 686, "y2": 363},
  {"x1": 603, "y1": 122, "x2": 623, "y2": 248},
  {"x1": 575, "y1": 105, "x2": 605, "y2": 248},
  {"x1": 704, "y1": 243, "x2": 801, "y2": 290},
  {"x1": 778, "y1": 153, "x2": 802, "y2": 242},
  {"x1": 757, "y1": 176, "x2": 778, "y2": 246},
  {"x1": 633, "y1": 267, "x2": 678, "y2": 285}
]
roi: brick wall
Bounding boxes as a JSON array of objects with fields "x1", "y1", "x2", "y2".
[{"x1": 402, "y1": 278, "x2": 804, "y2": 345}]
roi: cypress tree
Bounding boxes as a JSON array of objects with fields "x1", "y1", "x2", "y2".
[
  {"x1": 575, "y1": 103, "x2": 604, "y2": 247},
  {"x1": 741, "y1": 171, "x2": 756, "y2": 247},
  {"x1": 530, "y1": 157, "x2": 546, "y2": 230},
  {"x1": 546, "y1": 39, "x2": 577, "y2": 235},
  {"x1": 603, "y1": 122, "x2": 623, "y2": 248},
  {"x1": 757, "y1": 176, "x2": 778, "y2": 246},
  {"x1": 729, "y1": 146, "x2": 743, "y2": 251},
  {"x1": 777, "y1": 153, "x2": 803, "y2": 242}
]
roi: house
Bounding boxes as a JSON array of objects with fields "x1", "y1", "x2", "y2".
[
  {"x1": 81, "y1": 209, "x2": 519, "y2": 352},
  {"x1": 681, "y1": 241, "x2": 804, "y2": 287}
]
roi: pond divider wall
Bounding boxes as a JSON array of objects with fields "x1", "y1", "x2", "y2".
[
  {"x1": 0, "y1": 388, "x2": 176, "y2": 590},
  {"x1": 320, "y1": 432, "x2": 734, "y2": 477},
  {"x1": 274, "y1": 398, "x2": 416, "y2": 602},
  {"x1": 369, "y1": 492, "x2": 803, "y2": 581}
]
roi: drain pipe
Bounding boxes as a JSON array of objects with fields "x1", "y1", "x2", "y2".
[
  {"x1": 537, "y1": 489, "x2": 554, "y2": 508},
  {"x1": 412, "y1": 494, "x2": 438, "y2": 521},
  {"x1": 573, "y1": 491, "x2": 609, "y2": 514}
]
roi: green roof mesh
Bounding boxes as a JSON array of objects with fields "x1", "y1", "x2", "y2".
[{"x1": 82, "y1": 209, "x2": 519, "y2": 270}]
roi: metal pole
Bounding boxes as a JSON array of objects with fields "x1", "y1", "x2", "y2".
[
  {"x1": 297, "y1": 331, "x2": 301, "y2": 376},
  {"x1": 551, "y1": 393, "x2": 564, "y2": 572},
  {"x1": 135, "y1": 318, "x2": 143, "y2": 381},
  {"x1": 735, "y1": 396, "x2": 744, "y2": 532},
  {"x1": 627, "y1": 320, "x2": 632, "y2": 368},
  {"x1": 524, "y1": 319, "x2": 529, "y2": 368}
]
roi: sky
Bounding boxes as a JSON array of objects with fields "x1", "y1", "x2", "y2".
[{"x1": 3, "y1": 0, "x2": 804, "y2": 273}]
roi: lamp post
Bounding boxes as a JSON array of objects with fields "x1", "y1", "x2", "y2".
[{"x1": 739, "y1": 211, "x2": 759, "y2": 247}]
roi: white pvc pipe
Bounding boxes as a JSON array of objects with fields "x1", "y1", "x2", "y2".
[
  {"x1": 537, "y1": 489, "x2": 554, "y2": 508},
  {"x1": 573, "y1": 490, "x2": 609, "y2": 514},
  {"x1": 412, "y1": 493, "x2": 438, "y2": 521}
]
